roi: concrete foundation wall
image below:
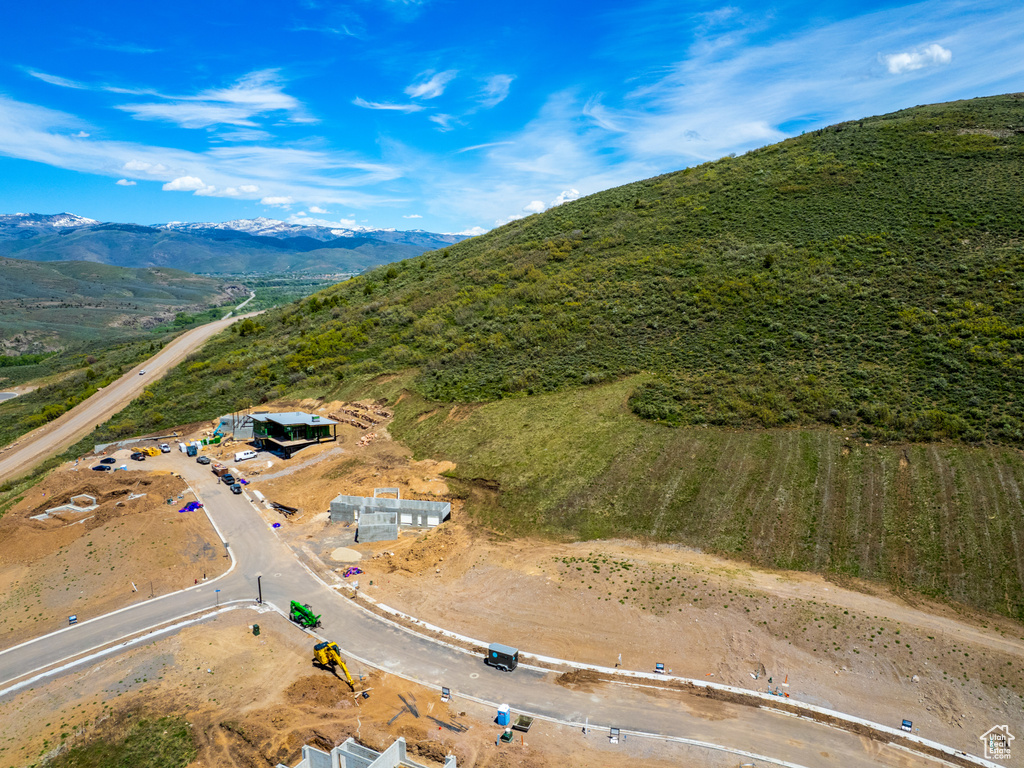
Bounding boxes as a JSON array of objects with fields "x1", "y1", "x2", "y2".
[
  {"x1": 329, "y1": 494, "x2": 450, "y2": 528},
  {"x1": 355, "y1": 512, "x2": 399, "y2": 543},
  {"x1": 282, "y1": 737, "x2": 454, "y2": 768}
]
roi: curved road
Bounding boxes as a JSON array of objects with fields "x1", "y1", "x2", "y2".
[
  {"x1": 0, "y1": 453, "x2": 998, "y2": 768},
  {"x1": 0, "y1": 314, "x2": 251, "y2": 482}
]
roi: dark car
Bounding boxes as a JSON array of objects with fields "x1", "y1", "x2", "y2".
[
  {"x1": 131, "y1": 452, "x2": 146, "y2": 461},
  {"x1": 100, "y1": 457, "x2": 117, "y2": 465},
  {"x1": 230, "y1": 483, "x2": 243, "y2": 494},
  {"x1": 196, "y1": 455, "x2": 211, "y2": 465},
  {"x1": 91, "y1": 465, "x2": 111, "y2": 471},
  {"x1": 222, "y1": 473, "x2": 235, "y2": 485}
]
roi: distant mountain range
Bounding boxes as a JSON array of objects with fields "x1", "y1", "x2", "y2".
[{"x1": 0, "y1": 213, "x2": 469, "y2": 274}]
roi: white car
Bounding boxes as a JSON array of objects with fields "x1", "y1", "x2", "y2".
[
  {"x1": 139, "y1": 370, "x2": 146, "y2": 375},
  {"x1": 160, "y1": 443, "x2": 171, "y2": 453}
]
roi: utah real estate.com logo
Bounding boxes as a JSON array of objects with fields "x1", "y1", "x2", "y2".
[{"x1": 980, "y1": 725, "x2": 1014, "y2": 760}]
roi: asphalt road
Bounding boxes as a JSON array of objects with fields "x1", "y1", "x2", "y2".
[
  {"x1": 0, "y1": 314, "x2": 251, "y2": 482},
  {"x1": 0, "y1": 452, "x2": 991, "y2": 768}
]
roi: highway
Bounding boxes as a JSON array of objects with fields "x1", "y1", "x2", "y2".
[
  {"x1": 0, "y1": 314, "x2": 251, "y2": 482},
  {"x1": 0, "y1": 452, "x2": 997, "y2": 768}
]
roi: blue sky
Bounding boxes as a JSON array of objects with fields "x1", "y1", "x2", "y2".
[{"x1": 1, "y1": 0, "x2": 1022, "y2": 234}]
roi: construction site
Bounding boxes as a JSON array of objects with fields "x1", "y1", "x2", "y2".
[{"x1": 2, "y1": 397, "x2": 1023, "y2": 768}]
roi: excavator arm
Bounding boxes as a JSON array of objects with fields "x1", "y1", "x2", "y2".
[{"x1": 313, "y1": 641, "x2": 355, "y2": 691}]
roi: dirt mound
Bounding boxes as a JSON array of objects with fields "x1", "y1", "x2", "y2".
[
  {"x1": 376, "y1": 522, "x2": 471, "y2": 576},
  {"x1": 554, "y1": 669, "x2": 605, "y2": 691},
  {"x1": 285, "y1": 674, "x2": 352, "y2": 708}
]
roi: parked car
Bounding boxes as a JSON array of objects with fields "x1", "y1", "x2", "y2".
[
  {"x1": 222, "y1": 473, "x2": 236, "y2": 485},
  {"x1": 196, "y1": 455, "x2": 211, "y2": 465},
  {"x1": 139, "y1": 370, "x2": 146, "y2": 375},
  {"x1": 160, "y1": 443, "x2": 171, "y2": 453},
  {"x1": 131, "y1": 452, "x2": 146, "y2": 461},
  {"x1": 230, "y1": 483, "x2": 243, "y2": 494},
  {"x1": 91, "y1": 465, "x2": 111, "y2": 471},
  {"x1": 100, "y1": 457, "x2": 117, "y2": 464}
]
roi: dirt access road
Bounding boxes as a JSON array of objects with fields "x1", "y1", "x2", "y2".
[{"x1": 0, "y1": 313, "x2": 252, "y2": 482}]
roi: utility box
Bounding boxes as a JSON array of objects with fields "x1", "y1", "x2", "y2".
[{"x1": 252, "y1": 624, "x2": 260, "y2": 636}]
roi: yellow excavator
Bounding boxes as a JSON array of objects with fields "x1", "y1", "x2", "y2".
[{"x1": 313, "y1": 641, "x2": 356, "y2": 691}]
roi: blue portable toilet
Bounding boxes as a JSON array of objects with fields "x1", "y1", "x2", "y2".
[{"x1": 497, "y1": 704, "x2": 510, "y2": 726}]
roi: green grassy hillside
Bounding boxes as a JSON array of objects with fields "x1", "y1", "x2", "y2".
[
  {"x1": 0, "y1": 257, "x2": 245, "y2": 352},
  {"x1": 385, "y1": 376, "x2": 1024, "y2": 619},
  {"x1": 88, "y1": 94, "x2": 1024, "y2": 618},
  {"x1": 111, "y1": 93, "x2": 1024, "y2": 443}
]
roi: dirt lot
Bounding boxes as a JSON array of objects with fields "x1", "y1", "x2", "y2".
[
  {"x1": 4, "y1": 400, "x2": 1024, "y2": 766},
  {"x1": 0, "y1": 455, "x2": 227, "y2": 648}
]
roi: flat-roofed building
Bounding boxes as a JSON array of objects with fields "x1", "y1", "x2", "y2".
[{"x1": 251, "y1": 411, "x2": 337, "y2": 458}]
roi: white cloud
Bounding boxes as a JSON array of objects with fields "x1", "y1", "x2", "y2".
[
  {"x1": 72, "y1": 131, "x2": 90, "y2": 138},
  {"x1": 405, "y1": 70, "x2": 457, "y2": 99},
  {"x1": 453, "y1": 226, "x2": 487, "y2": 236},
  {"x1": 0, "y1": 94, "x2": 401, "y2": 212},
  {"x1": 115, "y1": 69, "x2": 315, "y2": 129},
  {"x1": 308, "y1": 205, "x2": 328, "y2": 213},
  {"x1": 353, "y1": 97, "x2": 424, "y2": 113},
  {"x1": 883, "y1": 43, "x2": 952, "y2": 75},
  {"x1": 123, "y1": 159, "x2": 169, "y2": 174},
  {"x1": 260, "y1": 196, "x2": 294, "y2": 206},
  {"x1": 549, "y1": 188, "x2": 581, "y2": 206},
  {"x1": 24, "y1": 69, "x2": 87, "y2": 89},
  {"x1": 115, "y1": 178, "x2": 136, "y2": 186},
  {"x1": 522, "y1": 200, "x2": 545, "y2": 214},
  {"x1": 403, "y1": 214, "x2": 422, "y2": 219},
  {"x1": 456, "y1": 141, "x2": 515, "y2": 153},
  {"x1": 163, "y1": 176, "x2": 207, "y2": 191},
  {"x1": 479, "y1": 74, "x2": 514, "y2": 108},
  {"x1": 215, "y1": 128, "x2": 274, "y2": 142},
  {"x1": 287, "y1": 213, "x2": 359, "y2": 229},
  {"x1": 429, "y1": 114, "x2": 457, "y2": 131}
]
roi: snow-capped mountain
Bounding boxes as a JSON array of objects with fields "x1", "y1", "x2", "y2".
[
  {"x1": 158, "y1": 216, "x2": 467, "y2": 249},
  {"x1": 156, "y1": 217, "x2": 468, "y2": 249},
  {"x1": 0, "y1": 212, "x2": 471, "y2": 274},
  {"x1": 0, "y1": 212, "x2": 99, "y2": 237}
]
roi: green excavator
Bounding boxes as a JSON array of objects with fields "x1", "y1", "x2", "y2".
[{"x1": 289, "y1": 600, "x2": 322, "y2": 629}]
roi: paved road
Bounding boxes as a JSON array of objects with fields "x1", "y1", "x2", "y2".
[
  {"x1": 0, "y1": 315, "x2": 250, "y2": 482},
  {"x1": 0, "y1": 453, "x2": 991, "y2": 768}
]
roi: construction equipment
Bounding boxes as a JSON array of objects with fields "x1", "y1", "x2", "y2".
[
  {"x1": 313, "y1": 641, "x2": 356, "y2": 691},
  {"x1": 289, "y1": 600, "x2": 322, "y2": 629},
  {"x1": 142, "y1": 446, "x2": 161, "y2": 456}
]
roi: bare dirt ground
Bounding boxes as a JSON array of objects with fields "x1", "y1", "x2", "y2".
[
  {"x1": 4, "y1": 400, "x2": 1024, "y2": 766},
  {"x1": 0, "y1": 457, "x2": 227, "y2": 649},
  {"x1": 0, "y1": 611, "x2": 731, "y2": 768},
  {"x1": 245, "y1": 403, "x2": 1024, "y2": 759}
]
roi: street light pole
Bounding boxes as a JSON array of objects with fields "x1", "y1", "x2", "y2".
[{"x1": 257, "y1": 575, "x2": 262, "y2": 605}]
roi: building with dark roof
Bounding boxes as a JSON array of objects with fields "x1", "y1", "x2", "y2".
[{"x1": 251, "y1": 411, "x2": 337, "y2": 457}]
